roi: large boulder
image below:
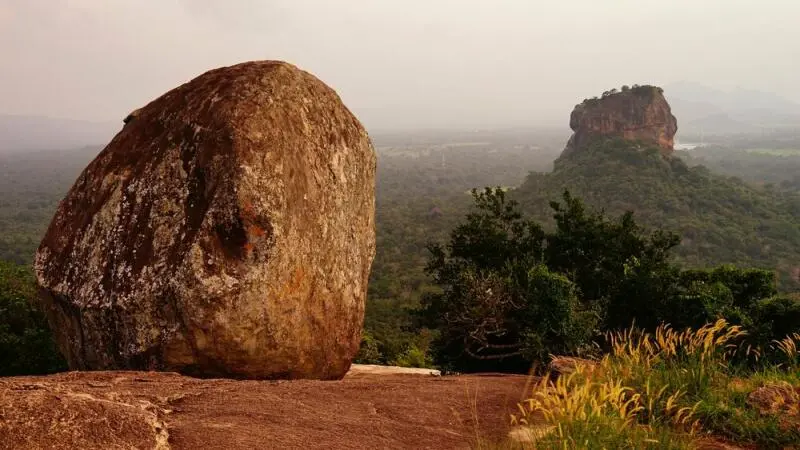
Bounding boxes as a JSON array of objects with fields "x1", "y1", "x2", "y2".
[{"x1": 34, "y1": 61, "x2": 376, "y2": 380}]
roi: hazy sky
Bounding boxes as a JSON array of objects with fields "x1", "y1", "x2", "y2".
[{"x1": 2, "y1": 0, "x2": 799, "y2": 130}]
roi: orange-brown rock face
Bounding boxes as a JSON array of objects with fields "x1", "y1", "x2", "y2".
[
  {"x1": 33, "y1": 61, "x2": 377, "y2": 380},
  {"x1": 562, "y1": 86, "x2": 678, "y2": 157}
]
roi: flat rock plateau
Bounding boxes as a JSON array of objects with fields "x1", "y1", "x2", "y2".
[{"x1": 0, "y1": 369, "x2": 529, "y2": 449}]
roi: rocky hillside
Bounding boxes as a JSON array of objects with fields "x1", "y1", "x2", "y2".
[{"x1": 515, "y1": 86, "x2": 800, "y2": 289}]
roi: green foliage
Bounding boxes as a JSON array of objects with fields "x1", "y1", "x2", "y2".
[
  {"x1": 583, "y1": 85, "x2": 661, "y2": 105},
  {"x1": 750, "y1": 294, "x2": 800, "y2": 353},
  {"x1": 355, "y1": 328, "x2": 437, "y2": 368},
  {"x1": 420, "y1": 179, "x2": 800, "y2": 372},
  {"x1": 0, "y1": 148, "x2": 97, "y2": 264},
  {"x1": 677, "y1": 140, "x2": 800, "y2": 190},
  {"x1": 419, "y1": 188, "x2": 597, "y2": 372},
  {"x1": 354, "y1": 331, "x2": 383, "y2": 365},
  {"x1": 0, "y1": 260, "x2": 66, "y2": 376},
  {"x1": 515, "y1": 265, "x2": 597, "y2": 361},
  {"x1": 364, "y1": 134, "x2": 563, "y2": 365},
  {"x1": 546, "y1": 191, "x2": 680, "y2": 318},
  {"x1": 393, "y1": 345, "x2": 435, "y2": 369},
  {"x1": 612, "y1": 264, "x2": 778, "y2": 333}
]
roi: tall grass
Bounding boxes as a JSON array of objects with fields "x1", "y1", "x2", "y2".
[{"x1": 510, "y1": 320, "x2": 800, "y2": 449}]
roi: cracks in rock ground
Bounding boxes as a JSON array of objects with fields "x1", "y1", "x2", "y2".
[{"x1": 63, "y1": 390, "x2": 172, "y2": 450}]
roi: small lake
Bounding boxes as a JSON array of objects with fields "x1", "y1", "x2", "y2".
[{"x1": 674, "y1": 142, "x2": 706, "y2": 150}]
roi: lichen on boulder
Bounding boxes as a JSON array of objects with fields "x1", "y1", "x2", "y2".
[{"x1": 34, "y1": 60, "x2": 376, "y2": 380}]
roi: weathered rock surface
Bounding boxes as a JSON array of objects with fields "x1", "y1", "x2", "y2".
[
  {"x1": 507, "y1": 424, "x2": 556, "y2": 445},
  {"x1": 0, "y1": 371, "x2": 527, "y2": 449},
  {"x1": 34, "y1": 61, "x2": 376, "y2": 380},
  {"x1": 0, "y1": 377, "x2": 170, "y2": 450},
  {"x1": 548, "y1": 356, "x2": 598, "y2": 378},
  {"x1": 746, "y1": 382, "x2": 800, "y2": 416},
  {"x1": 562, "y1": 85, "x2": 678, "y2": 158},
  {"x1": 346, "y1": 364, "x2": 441, "y2": 377}
]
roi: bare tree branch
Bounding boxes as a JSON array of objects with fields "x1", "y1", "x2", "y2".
[{"x1": 464, "y1": 346, "x2": 523, "y2": 360}]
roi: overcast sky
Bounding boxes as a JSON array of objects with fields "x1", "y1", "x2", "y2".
[{"x1": 1, "y1": 0, "x2": 799, "y2": 130}]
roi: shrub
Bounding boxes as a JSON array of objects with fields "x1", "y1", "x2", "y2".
[
  {"x1": 393, "y1": 345, "x2": 435, "y2": 369},
  {"x1": 751, "y1": 295, "x2": 800, "y2": 348},
  {"x1": 354, "y1": 331, "x2": 383, "y2": 364},
  {"x1": 0, "y1": 261, "x2": 66, "y2": 376}
]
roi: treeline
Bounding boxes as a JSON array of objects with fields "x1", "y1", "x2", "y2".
[
  {"x1": 416, "y1": 188, "x2": 800, "y2": 372},
  {"x1": 678, "y1": 145, "x2": 800, "y2": 190},
  {"x1": 3, "y1": 188, "x2": 798, "y2": 376}
]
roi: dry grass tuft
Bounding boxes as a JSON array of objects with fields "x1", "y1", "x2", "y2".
[{"x1": 504, "y1": 320, "x2": 800, "y2": 449}]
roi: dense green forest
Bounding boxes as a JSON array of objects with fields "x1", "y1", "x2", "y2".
[
  {"x1": 678, "y1": 144, "x2": 800, "y2": 190},
  {"x1": 2, "y1": 129, "x2": 800, "y2": 372},
  {"x1": 516, "y1": 139, "x2": 800, "y2": 290},
  {"x1": 0, "y1": 147, "x2": 99, "y2": 263}
]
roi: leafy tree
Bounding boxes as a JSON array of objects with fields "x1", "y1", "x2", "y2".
[
  {"x1": 419, "y1": 188, "x2": 596, "y2": 372},
  {"x1": 431, "y1": 187, "x2": 545, "y2": 273},
  {"x1": 679, "y1": 265, "x2": 777, "y2": 311},
  {"x1": 545, "y1": 191, "x2": 680, "y2": 320},
  {"x1": 513, "y1": 265, "x2": 597, "y2": 361},
  {"x1": 750, "y1": 294, "x2": 800, "y2": 350}
]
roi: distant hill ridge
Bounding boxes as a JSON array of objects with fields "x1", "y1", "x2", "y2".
[
  {"x1": 664, "y1": 82, "x2": 800, "y2": 136},
  {"x1": 0, "y1": 114, "x2": 117, "y2": 152}
]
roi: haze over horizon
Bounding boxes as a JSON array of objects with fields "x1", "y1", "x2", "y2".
[{"x1": 2, "y1": 0, "x2": 799, "y2": 131}]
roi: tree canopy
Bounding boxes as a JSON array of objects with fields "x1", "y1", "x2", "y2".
[{"x1": 418, "y1": 187, "x2": 794, "y2": 372}]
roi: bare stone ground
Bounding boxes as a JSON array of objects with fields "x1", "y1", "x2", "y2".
[{"x1": 0, "y1": 370, "x2": 531, "y2": 449}]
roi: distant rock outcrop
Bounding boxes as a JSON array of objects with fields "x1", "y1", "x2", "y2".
[
  {"x1": 561, "y1": 86, "x2": 678, "y2": 157},
  {"x1": 34, "y1": 61, "x2": 376, "y2": 380}
]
